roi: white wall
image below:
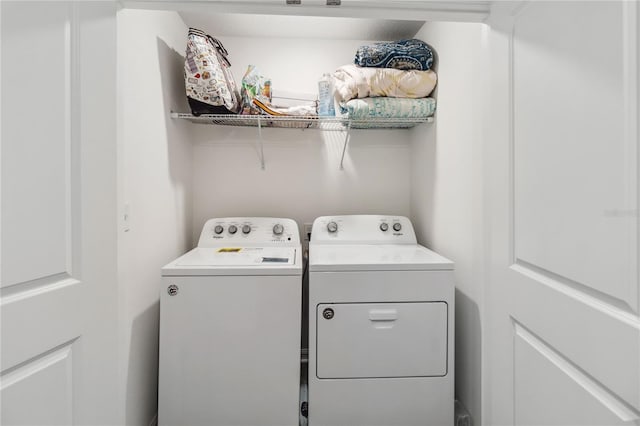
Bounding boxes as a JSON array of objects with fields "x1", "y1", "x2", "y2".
[
  {"x1": 117, "y1": 9, "x2": 193, "y2": 426},
  {"x1": 191, "y1": 36, "x2": 413, "y2": 241},
  {"x1": 410, "y1": 21, "x2": 488, "y2": 425}
]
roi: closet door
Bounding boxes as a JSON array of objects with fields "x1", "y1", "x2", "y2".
[
  {"x1": 486, "y1": 1, "x2": 640, "y2": 425},
  {"x1": 1, "y1": 2, "x2": 119, "y2": 425}
]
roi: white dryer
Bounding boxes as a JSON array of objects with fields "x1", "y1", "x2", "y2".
[
  {"x1": 308, "y1": 215, "x2": 454, "y2": 426},
  {"x1": 159, "y1": 217, "x2": 302, "y2": 426}
]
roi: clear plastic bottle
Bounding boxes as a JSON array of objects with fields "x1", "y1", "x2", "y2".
[{"x1": 318, "y1": 73, "x2": 335, "y2": 117}]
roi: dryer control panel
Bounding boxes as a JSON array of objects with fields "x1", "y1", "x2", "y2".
[
  {"x1": 310, "y1": 215, "x2": 417, "y2": 245},
  {"x1": 198, "y1": 217, "x2": 300, "y2": 247}
]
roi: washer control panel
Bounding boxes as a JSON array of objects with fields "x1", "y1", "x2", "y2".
[
  {"x1": 310, "y1": 215, "x2": 417, "y2": 244},
  {"x1": 198, "y1": 217, "x2": 300, "y2": 247}
]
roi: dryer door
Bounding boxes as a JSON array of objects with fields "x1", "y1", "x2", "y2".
[{"x1": 316, "y1": 302, "x2": 448, "y2": 379}]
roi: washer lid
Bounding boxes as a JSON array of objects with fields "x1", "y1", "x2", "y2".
[
  {"x1": 162, "y1": 247, "x2": 301, "y2": 276},
  {"x1": 309, "y1": 244, "x2": 453, "y2": 272}
]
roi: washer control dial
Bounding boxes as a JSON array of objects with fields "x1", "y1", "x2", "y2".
[
  {"x1": 242, "y1": 224, "x2": 251, "y2": 234},
  {"x1": 273, "y1": 224, "x2": 284, "y2": 235},
  {"x1": 228, "y1": 225, "x2": 238, "y2": 234},
  {"x1": 379, "y1": 223, "x2": 389, "y2": 232},
  {"x1": 327, "y1": 221, "x2": 338, "y2": 233},
  {"x1": 214, "y1": 225, "x2": 224, "y2": 234},
  {"x1": 393, "y1": 223, "x2": 402, "y2": 232}
]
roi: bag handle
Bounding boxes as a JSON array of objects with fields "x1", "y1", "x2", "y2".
[
  {"x1": 207, "y1": 36, "x2": 228, "y2": 56},
  {"x1": 206, "y1": 35, "x2": 232, "y2": 67}
]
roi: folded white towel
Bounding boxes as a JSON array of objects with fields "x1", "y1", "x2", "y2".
[{"x1": 333, "y1": 64, "x2": 437, "y2": 103}]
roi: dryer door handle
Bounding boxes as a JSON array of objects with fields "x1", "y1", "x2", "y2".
[{"x1": 368, "y1": 309, "x2": 398, "y2": 321}]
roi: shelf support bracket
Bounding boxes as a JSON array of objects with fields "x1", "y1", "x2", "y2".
[
  {"x1": 257, "y1": 116, "x2": 265, "y2": 170},
  {"x1": 339, "y1": 120, "x2": 351, "y2": 170}
]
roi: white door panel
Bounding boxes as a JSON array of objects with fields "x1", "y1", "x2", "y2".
[
  {"x1": 512, "y1": 0, "x2": 636, "y2": 310},
  {"x1": 1, "y1": 2, "x2": 119, "y2": 425},
  {"x1": 1, "y1": 280, "x2": 82, "y2": 371},
  {"x1": 486, "y1": 1, "x2": 640, "y2": 425},
  {"x1": 1, "y1": 344, "x2": 74, "y2": 426},
  {"x1": 511, "y1": 265, "x2": 640, "y2": 411},
  {"x1": 515, "y1": 325, "x2": 633, "y2": 426},
  {"x1": 1, "y1": 3, "x2": 70, "y2": 288}
]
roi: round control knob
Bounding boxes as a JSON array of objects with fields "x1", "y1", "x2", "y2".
[
  {"x1": 242, "y1": 224, "x2": 251, "y2": 234},
  {"x1": 380, "y1": 223, "x2": 389, "y2": 232},
  {"x1": 214, "y1": 225, "x2": 224, "y2": 234},
  {"x1": 327, "y1": 221, "x2": 338, "y2": 233},
  {"x1": 228, "y1": 225, "x2": 237, "y2": 234},
  {"x1": 273, "y1": 224, "x2": 284, "y2": 235},
  {"x1": 393, "y1": 222, "x2": 402, "y2": 232}
]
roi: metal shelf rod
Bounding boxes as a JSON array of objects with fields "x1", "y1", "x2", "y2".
[
  {"x1": 340, "y1": 120, "x2": 351, "y2": 171},
  {"x1": 257, "y1": 116, "x2": 265, "y2": 170}
]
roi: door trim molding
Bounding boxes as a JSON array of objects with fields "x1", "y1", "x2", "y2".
[
  {"x1": 512, "y1": 260, "x2": 640, "y2": 325},
  {"x1": 514, "y1": 321, "x2": 640, "y2": 422},
  {"x1": 0, "y1": 273, "x2": 80, "y2": 306},
  {"x1": 67, "y1": 2, "x2": 82, "y2": 282},
  {"x1": 622, "y1": 0, "x2": 640, "y2": 313},
  {"x1": 0, "y1": 339, "x2": 76, "y2": 382}
]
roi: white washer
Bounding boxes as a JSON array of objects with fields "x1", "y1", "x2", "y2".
[
  {"x1": 159, "y1": 217, "x2": 302, "y2": 426},
  {"x1": 308, "y1": 215, "x2": 454, "y2": 426}
]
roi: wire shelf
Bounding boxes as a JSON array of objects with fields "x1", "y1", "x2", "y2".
[
  {"x1": 170, "y1": 112, "x2": 433, "y2": 170},
  {"x1": 170, "y1": 112, "x2": 433, "y2": 130}
]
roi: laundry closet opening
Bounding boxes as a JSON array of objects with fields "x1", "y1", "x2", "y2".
[{"x1": 116, "y1": 4, "x2": 487, "y2": 426}]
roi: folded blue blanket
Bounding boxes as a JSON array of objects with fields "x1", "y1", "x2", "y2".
[
  {"x1": 337, "y1": 97, "x2": 436, "y2": 128},
  {"x1": 354, "y1": 39, "x2": 434, "y2": 71}
]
